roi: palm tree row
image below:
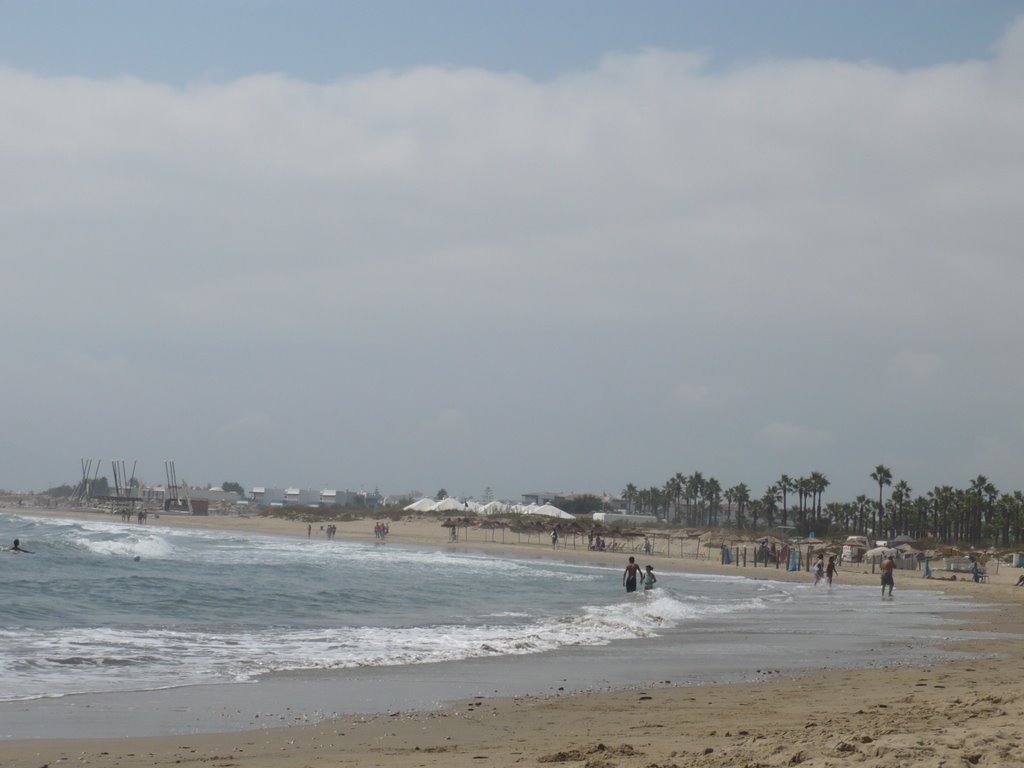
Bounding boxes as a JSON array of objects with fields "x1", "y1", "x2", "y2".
[{"x1": 622, "y1": 465, "x2": 1024, "y2": 547}]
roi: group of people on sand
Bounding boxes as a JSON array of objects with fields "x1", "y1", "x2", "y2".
[
  {"x1": 623, "y1": 556, "x2": 656, "y2": 592},
  {"x1": 590, "y1": 536, "x2": 623, "y2": 552},
  {"x1": 3, "y1": 539, "x2": 33, "y2": 553},
  {"x1": 374, "y1": 521, "x2": 389, "y2": 540}
]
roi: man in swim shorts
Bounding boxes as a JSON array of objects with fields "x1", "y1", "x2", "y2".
[
  {"x1": 623, "y1": 556, "x2": 641, "y2": 593},
  {"x1": 880, "y1": 554, "x2": 895, "y2": 596}
]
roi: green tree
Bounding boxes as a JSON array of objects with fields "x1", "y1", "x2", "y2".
[
  {"x1": 222, "y1": 481, "x2": 245, "y2": 495},
  {"x1": 870, "y1": 465, "x2": 892, "y2": 537},
  {"x1": 809, "y1": 471, "x2": 829, "y2": 523},
  {"x1": 435, "y1": 488, "x2": 448, "y2": 501},
  {"x1": 777, "y1": 474, "x2": 794, "y2": 527},
  {"x1": 622, "y1": 483, "x2": 638, "y2": 514},
  {"x1": 891, "y1": 480, "x2": 911, "y2": 537}
]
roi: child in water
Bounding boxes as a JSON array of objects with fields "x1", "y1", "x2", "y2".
[
  {"x1": 826, "y1": 555, "x2": 838, "y2": 586},
  {"x1": 643, "y1": 565, "x2": 657, "y2": 590}
]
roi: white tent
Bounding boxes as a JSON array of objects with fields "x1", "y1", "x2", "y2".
[
  {"x1": 479, "y1": 501, "x2": 508, "y2": 515},
  {"x1": 532, "y1": 503, "x2": 575, "y2": 520},
  {"x1": 404, "y1": 498, "x2": 437, "y2": 512},
  {"x1": 430, "y1": 497, "x2": 468, "y2": 512}
]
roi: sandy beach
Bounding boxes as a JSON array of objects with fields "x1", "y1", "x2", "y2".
[{"x1": 4, "y1": 506, "x2": 1024, "y2": 767}]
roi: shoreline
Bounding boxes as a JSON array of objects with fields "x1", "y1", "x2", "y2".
[{"x1": 4, "y1": 506, "x2": 1024, "y2": 767}]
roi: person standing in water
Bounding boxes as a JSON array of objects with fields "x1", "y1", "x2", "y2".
[
  {"x1": 826, "y1": 555, "x2": 838, "y2": 587},
  {"x1": 643, "y1": 565, "x2": 657, "y2": 590},
  {"x1": 880, "y1": 555, "x2": 895, "y2": 597},
  {"x1": 623, "y1": 556, "x2": 642, "y2": 593}
]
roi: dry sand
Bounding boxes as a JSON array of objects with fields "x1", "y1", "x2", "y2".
[{"x1": 4, "y1": 506, "x2": 1024, "y2": 767}]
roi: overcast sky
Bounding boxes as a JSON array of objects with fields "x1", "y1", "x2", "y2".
[{"x1": 2, "y1": 2, "x2": 1023, "y2": 503}]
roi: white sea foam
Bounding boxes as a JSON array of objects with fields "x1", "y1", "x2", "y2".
[
  {"x1": 69, "y1": 532, "x2": 176, "y2": 559},
  {"x1": 0, "y1": 586, "x2": 785, "y2": 703}
]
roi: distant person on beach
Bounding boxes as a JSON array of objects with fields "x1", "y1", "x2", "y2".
[
  {"x1": 881, "y1": 555, "x2": 895, "y2": 596},
  {"x1": 1016, "y1": 574, "x2": 1024, "y2": 586},
  {"x1": 813, "y1": 554, "x2": 824, "y2": 585},
  {"x1": 643, "y1": 565, "x2": 657, "y2": 590},
  {"x1": 623, "y1": 556, "x2": 641, "y2": 593},
  {"x1": 826, "y1": 556, "x2": 838, "y2": 586},
  {"x1": 550, "y1": 527, "x2": 558, "y2": 548},
  {"x1": 5, "y1": 538, "x2": 33, "y2": 553}
]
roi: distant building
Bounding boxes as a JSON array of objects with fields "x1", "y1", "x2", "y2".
[
  {"x1": 521, "y1": 491, "x2": 561, "y2": 505},
  {"x1": 250, "y1": 487, "x2": 286, "y2": 505},
  {"x1": 142, "y1": 485, "x2": 240, "y2": 504},
  {"x1": 285, "y1": 488, "x2": 320, "y2": 505},
  {"x1": 320, "y1": 489, "x2": 360, "y2": 506}
]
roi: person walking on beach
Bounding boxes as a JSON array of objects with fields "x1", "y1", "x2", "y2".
[
  {"x1": 4, "y1": 538, "x2": 33, "y2": 553},
  {"x1": 826, "y1": 555, "x2": 838, "y2": 587},
  {"x1": 881, "y1": 555, "x2": 895, "y2": 597},
  {"x1": 623, "y1": 556, "x2": 642, "y2": 593},
  {"x1": 643, "y1": 565, "x2": 657, "y2": 590},
  {"x1": 550, "y1": 527, "x2": 558, "y2": 548}
]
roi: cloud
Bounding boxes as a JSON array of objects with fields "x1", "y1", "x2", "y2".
[{"x1": 2, "y1": 20, "x2": 1024, "y2": 499}]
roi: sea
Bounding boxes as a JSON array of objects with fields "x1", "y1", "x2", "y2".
[{"x1": 0, "y1": 510, "x2": 992, "y2": 739}]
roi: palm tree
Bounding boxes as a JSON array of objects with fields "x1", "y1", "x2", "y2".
[
  {"x1": 672, "y1": 472, "x2": 686, "y2": 521},
  {"x1": 969, "y1": 475, "x2": 997, "y2": 544},
  {"x1": 777, "y1": 474, "x2": 794, "y2": 527},
  {"x1": 622, "y1": 483, "x2": 638, "y2": 514},
  {"x1": 734, "y1": 483, "x2": 751, "y2": 528},
  {"x1": 809, "y1": 471, "x2": 829, "y2": 523},
  {"x1": 686, "y1": 472, "x2": 705, "y2": 526},
  {"x1": 704, "y1": 477, "x2": 722, "y2": 526},
  {"x1": 891, "y1": 480, "x2": 911, "y2": 537},
  {"x1": 870, "y1": 465, "x2": 892, "y2": 537},
  {"x1": 796, "y1": 476, "x2": 812, "y2": 527},
  {"x1": 854, "y1": 494, "x2": 872, "y2": 535},
  {"x1": 760, "y1": 485, "x2": 780, "y2": 529},
  {"x1": 662, "y1": 475, "x2": 680, "y2": 523}
]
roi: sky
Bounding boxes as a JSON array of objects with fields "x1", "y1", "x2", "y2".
[{"x1": 2, "y1": 1, "x2": 1024, "y2": 504}]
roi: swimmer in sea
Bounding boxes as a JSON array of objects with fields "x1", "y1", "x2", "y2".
[
  {"x1": 5, "y1": 538, "x2": 34, "y2": 553},
  {"x1": 623, "y1": 556, "x2": 641, "y2": 593},
  {"x1": 643, "y1": 565, "x2": 657, "y2": 590}
]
